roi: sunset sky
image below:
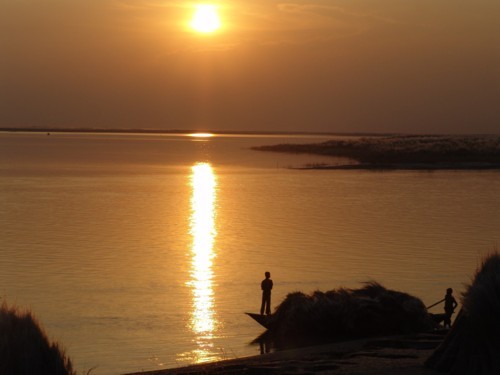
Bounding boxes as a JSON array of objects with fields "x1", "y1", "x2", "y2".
[{"x1": 1, "y1": 0, "x2": 499, "y2": 134}]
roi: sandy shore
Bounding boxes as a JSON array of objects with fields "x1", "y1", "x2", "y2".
[{"x1": 125, "y1": 332, "x2": 445, "y2": 375}]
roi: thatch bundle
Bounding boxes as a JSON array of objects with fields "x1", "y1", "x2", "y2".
[
  {"x1": 0, "y1": 302, "x2": 75, "y2": 375},
  {"x1": 426, "y1": 253, "x2": 500, "y2": 374},
  {"x1": 269, "y1": 282, "x2": 434, "y2": 344}
]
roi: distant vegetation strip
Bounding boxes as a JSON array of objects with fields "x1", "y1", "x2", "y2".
[
  {"x1": 252, "y1": 135, "x2": 500, "y2": 169},
  {"x1": 0, "y1": 127, "x2": 370, "y2": 137}
]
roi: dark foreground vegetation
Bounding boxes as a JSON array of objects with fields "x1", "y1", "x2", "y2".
[
  {"x1": 0, "y1": 302, "x2": 75, "y2": 375},
  {"x1": 252, "y1": 135, "x2": 500, "y2": 169}
]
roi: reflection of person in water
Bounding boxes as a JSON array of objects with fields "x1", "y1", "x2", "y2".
[
  {"x1": 259, "y1": 340, "x2": 271, "y2": 354},
  {"x1": 260, "y1": 271, "x2": 273, "y2": 315},
  {"x1": 444, "y1": 287, "x2": 458, "y2": 328}
]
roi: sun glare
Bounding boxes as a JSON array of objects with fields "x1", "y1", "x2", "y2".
[
  {"x1": 188, "y1": 133, "x2": 215, "y2": 138},
  {"x1": 190, "y1": 5, "x2": 221, "y2": 33}
]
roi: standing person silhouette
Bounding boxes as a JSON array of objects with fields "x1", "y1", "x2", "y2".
[
  {"x1": 444, "y1": 287, "x2": 458, "y2": 328},
  {"x1": 260, "y1": 271, "x2": 273, "y2": 315}
]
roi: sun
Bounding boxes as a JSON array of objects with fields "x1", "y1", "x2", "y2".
[{"x1": 190, "y1": 5, "x2": 221, "y2": 33}]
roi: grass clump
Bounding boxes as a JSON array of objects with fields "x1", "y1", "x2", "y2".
[{"x1": 0, "y1": 302, "x2": 75, "y2": 375}]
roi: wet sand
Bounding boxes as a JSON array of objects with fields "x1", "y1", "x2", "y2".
[{"x1": 125, "y1": 332, "x2": 444, "y2": 375}]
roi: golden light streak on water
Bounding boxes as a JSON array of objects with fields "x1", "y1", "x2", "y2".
[{"x1": 181, "y1": 162, "x2": 219, "y2": 364}]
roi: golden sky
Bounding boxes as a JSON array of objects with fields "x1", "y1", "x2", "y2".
[{"x1": 1, "y1": 0, "x2": 499, "y2": 133}]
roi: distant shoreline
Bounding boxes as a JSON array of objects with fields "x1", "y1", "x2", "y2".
[
  {"x1": 293, "y1": 162, "x2": 500, "y2": 171},
  {"x1": 253, "y1": 135, "x2": 500, "y2": 170},
  {"x1": 0, "y1": 127, "x2": 393, "y2": 137},
  {"x1": 4, "y1": 129, "x2": 500, "y2": 170}
]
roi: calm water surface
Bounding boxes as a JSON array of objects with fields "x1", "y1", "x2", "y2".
[{"x1": 1, "y1": 132, "x2": 499, "y2": 374}]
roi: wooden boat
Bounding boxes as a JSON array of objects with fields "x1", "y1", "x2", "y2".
[
  {"x1": 245, "y1": 312, "x2": 274, "y2": 329},
  {"x1": 429, "y1": 313, "x2": 447, "y2": 325},
  {"x1": 248, "y1": 311, "x2": 447, "y2": 332}
]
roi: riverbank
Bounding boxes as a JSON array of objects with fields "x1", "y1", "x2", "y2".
[
  {"x1": 125, "y1": 332, "x2": 445, "y2": 375},
  {"x1": 252, "y1": 135, "x2": 500, "y2": 169},
  {"x1": 293, "y1": 162, "x2": 500, "y2": 170}
]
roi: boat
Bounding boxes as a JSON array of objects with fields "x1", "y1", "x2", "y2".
[
  {"x1": 245, "y1": 312, "x2": 274, "y2": 329},
  {"x1": 429, "y1": 313, "x2": 447, "y2": 325},
  {"x1": 247, "y1": 311, "x2": 448, "y2": 332}
]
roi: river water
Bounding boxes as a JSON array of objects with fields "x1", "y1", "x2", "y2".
[{"x1": 1, "y1": 132, "x2": 499, "y2": 374}]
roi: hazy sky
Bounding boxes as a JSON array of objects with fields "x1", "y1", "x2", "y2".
[{"x1": 1, "y1": 0, "x2": 499, "y2": 133}]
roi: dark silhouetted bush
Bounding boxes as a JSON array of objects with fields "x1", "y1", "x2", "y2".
[{"x1": 0, "y1": 302, "x2": 75, "y2": 375}]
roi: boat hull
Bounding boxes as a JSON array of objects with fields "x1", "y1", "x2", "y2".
[{"x1": 245, "y1": 312, "x2": 274, "y2": 329}]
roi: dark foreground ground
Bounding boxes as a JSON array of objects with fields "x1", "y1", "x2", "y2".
[{"x1": 125, "y1": 332, "x2": 445, "y2": 375}]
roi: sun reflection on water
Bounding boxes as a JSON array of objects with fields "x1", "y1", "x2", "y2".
[
  {"x1": 187, "y1": 132, "x2": 215, "y2": 138},
  {"x1": 179, "y1": 162, "x2": 219, "y2": 364}
]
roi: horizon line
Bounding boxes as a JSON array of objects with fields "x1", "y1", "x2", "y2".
[
  {"x1": 0, "y1": 127, "x2": 398, "y2": 137},
  {"x1": 2, "y1": 127, "x2": 493, "y2": 137}
]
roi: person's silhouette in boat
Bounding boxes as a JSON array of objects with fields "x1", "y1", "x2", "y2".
[
  {"x1": 260, "y1": 271, "x2": 273, "y2": 315},
  {"x1": 444, "y1": 287, "x2": 458, "y2": 328}
]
